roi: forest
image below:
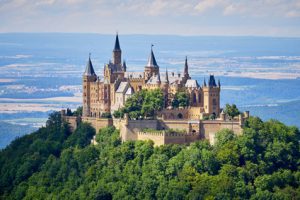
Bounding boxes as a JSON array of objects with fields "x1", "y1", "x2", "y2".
[{"x1": 0, "y1": 111, "x2": 300, "y2": 199}]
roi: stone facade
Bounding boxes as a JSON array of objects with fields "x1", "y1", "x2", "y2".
[
  {"x1": 62, "y1": 34, "x2": 250, "y2": 146},
  {"x1": 118, "y1": 112, "x2": 248, "y2": 146},
  {"x1": 82, "y1": 34, "x2": 221, "y2": 118}
]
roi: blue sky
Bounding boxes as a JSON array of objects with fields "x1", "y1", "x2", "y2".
[{"x1": 0, "y1": 0, "x2": 300, "y2": 36}]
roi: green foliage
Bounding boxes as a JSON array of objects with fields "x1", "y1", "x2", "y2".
[
  {"x1": 114, "y1": 89, "x2": 164, "y2": 119},
  {"x1": 1, "y1": 114, "x2": 300, "y2": 199},
  {"x1": 100, "y1": 112, "x2": 112, "y2": 118},
  {"x1": 172, "y1": 91, "x2": 189, "y2": 108},
  {"x1": 64, "y1": 123, "x2": 96, "y2": 148},
  {"x1": 224, "y1": 103, "x2": 240, "y2": 119},
  {"x1": 73, "y1": 106, "x2": 83, "y2": 116}
]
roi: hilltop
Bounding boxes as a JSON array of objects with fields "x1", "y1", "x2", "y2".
[{"x1": 0, "y1": 111, "x2": 300, "y2": 199}]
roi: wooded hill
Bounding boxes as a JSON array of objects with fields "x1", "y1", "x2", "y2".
[{"x1": 0, "y1": 111, "x2": 300, "y2": 199}]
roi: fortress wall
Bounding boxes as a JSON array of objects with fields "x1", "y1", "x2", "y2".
[
  {"x1": 137, "y1": 131, "x2": 165, "y2": 146},
  {"x1": 184, "y1": 133, "x2": 201, "y2": 144},
  {"x1": 82, "y1": 117, "x2": 113, "y2": 133},
  {"x1": 201, "y1": 120, "x2": 243, "y2": 145},
  {"x1": 158, "y1": 120, "x2": 189, "y2": 131},
  {"x1": 120, "y1": 120, "x2": 158, "y2": 142},
  {"x1": 164, "y1": 133, "x2": 186, "y2": 145}
]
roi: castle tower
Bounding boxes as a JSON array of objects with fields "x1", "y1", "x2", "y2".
[
  {"x1": 144, "y1": 45, "x2": 160, "y2": 81},
  {"x1": 203, "y1": 75, "x2": 221, "y2": 116},
  {"x1": 112, "y1": 33, "x2": 122, "y2": 65},
  {"x1": 83, "y1": 54, "x2": 97, "y2": 117}
]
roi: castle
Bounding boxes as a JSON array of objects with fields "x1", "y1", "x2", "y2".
[{"x1": 62, "y1": 34, "x2": 249, "y2": 146}]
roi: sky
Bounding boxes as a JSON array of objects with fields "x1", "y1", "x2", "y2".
[{"x1": 0, "y1": 0, "x2": 300, "y2": 37}]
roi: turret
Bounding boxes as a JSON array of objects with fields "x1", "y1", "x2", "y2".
[
  {"x1": 83, "y1": 54, "x2": 97, "y2": 117},
  {"x1": 112, "y1": 33, "x2": 122, "y2": 65},
  {"x1": 203, "y1": 78, "x2": 207, "y2": 87},
  {"x1": 123, "y1": 60, "x2": 127, "y2": 72},
  {"x1": 164, "y1": 68, "x2": 169, "y2": 84},
  {"x1": 202, "y1": 74, "x2": 221, "y2": 115},
  {"x1": 161, "y1": 68, "x2": 169, "y2": 107},
  {"x1": 144, "y1": 45, "x2": 160, "y2": 81}
]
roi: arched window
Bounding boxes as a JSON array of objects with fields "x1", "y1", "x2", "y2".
[
  {"x1": 193, "y1": 93, "x2": 197, "y2": 103},
  {"x1": 213, "y1": 98, "x2": 217, "y2": 105},
  {"x1": 177, "y1": 113, "x2": 183, "y2": 119}
]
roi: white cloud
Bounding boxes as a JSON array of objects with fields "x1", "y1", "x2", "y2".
[
  {"x1": 194, "y1": 0, "x2": 219, "y2": 13},
  {"x1": 0, "y1": 0, "x2": 300, "y2": 36}
]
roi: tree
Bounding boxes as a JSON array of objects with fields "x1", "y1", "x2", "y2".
[
  {"x1": 223, "y1": 104, "x2": 240, "y2": 119},
  {"x1": 2, "y1": 112, "x2": 300, "y2": 200},
  {"x1": 209, "y1": 113, "x2": 216, "y2": 120},
  {"x1": 101, "y1": 112, "x2": 112, "y2": 118},
  {"x1": 172, "y1": 91, "x2": 189, "y2": 108},
  {"x1": 73, "y1": 106, "x2": 83, "y2": 116}
]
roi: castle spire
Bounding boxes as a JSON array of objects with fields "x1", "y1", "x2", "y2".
[
  {"x1": 146, "y1": 44, "x2": 158, "y2": 67},
  {"x1": 184, "y1": 56, "x2": 190, "y2": 78},
  {"x1": 113, "y1": 32, "x2": 121, "y2": 51},
  {"x1": 203, "y1": 78, "x2": 207, "y2": 87},
  {"x1": 112, "y1": 33, "x2": 122, "y2": 65},
  {"x1": 123, "y1": 60, "x2": 127, "y2": 72},
  {"x1": 157, "y1": 70, "x2": 161, "y2": 83},
  {"x1": 84, "y1": 53, "x2": 96, "y2": 76},
  {"x1": 165, "y1": 68, "x2": 169, "y2": 83},
  {"x1": 218, "y1": 79, "x2": 221, "y2": 87}
]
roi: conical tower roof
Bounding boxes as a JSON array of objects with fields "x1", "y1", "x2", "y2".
[
  {"x1": 113, "y1": 33, "x2": 121, "y2": 51},
  {"x1": 146, "y1": 45, "x2": 158, "y2": 67},
  {"x1": 208, "y1": 74, "x2": 217, "y2": 87},
  {"x1": 184, "y1": 56, "x2": 189, "y2": 75},
  {"x1": 84, "y1": 54, "x2": 96, "y2": 76}
]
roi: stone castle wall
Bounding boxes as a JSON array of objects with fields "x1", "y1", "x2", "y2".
[
  {"x1": 62, "y1": 110, "x2": 248, "y2": 146},
  {"x1": 120, "y1": 116, "x2": 246, "y2": 146},
  {"x1": 82, "y1": 117, "x2": 113, "y2": 133}
]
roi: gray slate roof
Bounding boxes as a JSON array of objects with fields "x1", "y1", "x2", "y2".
[
  {"x1": 125, "y1": 72, "x2": 144, "y2": 79},
  {"x1": 146, "y1": 49, "x2": 159, "y2": 68},
  {"x1": 84, "y1": 56, "x2": 96, "y2": 76},
  {"x1": 116, "y1": 82, "x2": 128, "y2": 93},
  {"x1": 108, "y1": 62, "x2": 123, "y2": 72},
  {"x1": 114, "y1": 34, "x2": 121, "y2": 51},
  {"x1": 125, "y1": 87, "x2": 134, "y2": 95},
  {"x1": 185, "y1": 79, "x2": 199, "y2": 88},
  {"x1": 208, "y1": 75, "x2": 217, "y2": 87}
]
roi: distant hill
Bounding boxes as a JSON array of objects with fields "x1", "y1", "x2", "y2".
[{"x1": 0, "y1": 111, "x2": 299, "y2": 199}]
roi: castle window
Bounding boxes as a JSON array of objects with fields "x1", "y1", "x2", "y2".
[
  {"x1": 193, "y1": 94, "x2": 196, "y2": 104},
  {"x1": 213, "y1": 99, "x2": 217, "y2": 106},
  {"x1": 177, "y1": 113, "x2": 183, "y2": 119}
]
